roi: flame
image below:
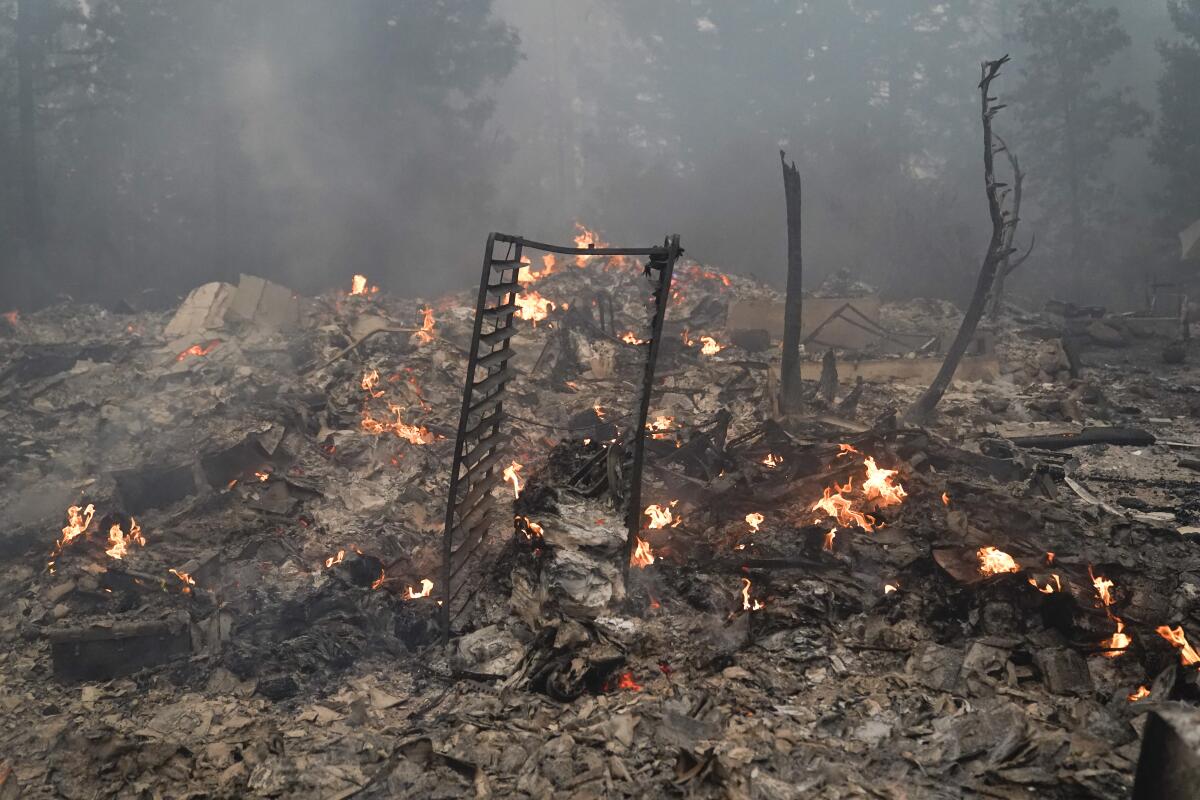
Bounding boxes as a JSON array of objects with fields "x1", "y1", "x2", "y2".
[
  {"x1": 616, "y1": 672, "x2": 642, "y2": 691},
  {"x1": 325, "y1": 550, "x2": 345, "y2": 569},
  {"x1": 1046, "y1": 552, "x2": 1055, "y2": 564},
  {"x1": 360, "y1": 403, "x2": 435, "y2": 444},
  {"x1": 1156, "y1": 625, "x2": 1200, "y2": 666},
  {"x1": 681, "y1": 329, "x2": 695, "y2": 346},
  {"x1": 371, "y1": 569, "x2": 386, "y2": 590},
  {"x1": 884, "y1": 583, "x2": 898, "y2": 594},
  {"x1": 647, "y1": 415, "x2": 675, "y2": 439},
  {"x1": 1128, "y1": 685, "x2": 1151, "y2": 702},
  {"x1": 361, "y1": 369, "x2": 384, "y2": 398},
  {"x1": 823, "y1": 530, "x2": 836, "y2": 551},
  {"x1": 516, "y1": 516, "x2": 544, "y2": 540},
  {"x1": 1090, "y1": 568, "x2": 1116, "y2": 608},
  {"x1": 56, "y1": 504, "x2": 95, "y2": 555},
  {"x1": 811, "y1": 479, "x2": 876, "y2": 532},
  {"x1": 837, "y1": 443, "x2": 861, "y2": 457},
  {"x1": 572, "y1": 223, "x2": 628, "y2": 270},
  {"x1": 1089, "y1": 567, "x2": 1131, "y2": 658},
  {"x1": 741, "y1": 578, "x2": 765, "y2": 611},
  {"x1": 518, "y1": 253, "x2": 559, "y2": 284},
  {"x1": 503, "y1": 461, "x2": 524, "y2": 499},
  {"x1": 413, "y1": 307, "x2": 435, "y2": 345},
  {"x1": 644, "y1": 502, "x2": 679, "y2": 530},
  {"x1": 349, "y1": 274, "x2": 378, "y2": 295},
  {"x1": 699, "y1": 336, "x2": 724, "y2": 356},
  {"x1": 168, "y1": 568, "x2": 196, "y2": 594},
  {"x1": 977, "y1": 546, "x2": 1020, "y2": 576},
  {"x1": 176, "y1": 340, "x2": 220, "y2": 362},
  {"x1": 593, "y1": 403, "x2": 607, "y2": 420},
  {"x1": 515, "y1": 290, "x2": 555, "y2": 324},
  {"x1": 942, "y1": 492, "x2": 950, "y2": 506},
  {"x1": 745, "y1": 512, "x2": 764, "y2": 533},
  {"x1": 403, "y1": 578, "x2": 434, "y2": 600},
  {"x1": 255, "y1": 471, "x2": 269, "y2": 482},
  {"x1": 762, "y1": 453, "x2": 782, "y2": 468},
  {"x1": 630, "y1": 537, "x2": 655, "y2": 568},
  {"x1": 621, "y1": 331, "x2": 649, "y2": 345},
  {"x1": 2, "y1": 310, "x2": 18, "y2": 326},
  {"x1": 861, "y1": 457, "x2": 907, "y2": 507},
  {"x1": 1028, "y1": 574, "x2": 1062, "y2": 594},
  {"x1": 104, "y1": 518, "x2": 145, "y2": 560}
]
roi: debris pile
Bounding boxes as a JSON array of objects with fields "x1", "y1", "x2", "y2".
[{"x1": 1, "y1": 230, "x2": 1199, "y2": 796}]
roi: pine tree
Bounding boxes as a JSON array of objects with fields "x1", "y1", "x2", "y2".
[{"x1": 1151, "y1": 0, "x2": 1200, "y2": 233}]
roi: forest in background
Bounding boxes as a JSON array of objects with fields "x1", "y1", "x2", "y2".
[{"x1": 1, "y1": 0, "x2": 1197, "y2": 310}]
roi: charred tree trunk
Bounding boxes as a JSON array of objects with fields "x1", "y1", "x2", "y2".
[
  {"x1": 988, "y1": 133, "x2": 1034, "y2": 320},
  {"x1": 15, "y1": 0, "x2": 45, "y2": 249},
  {"x1": 906, "y1": 57, "x2": 1014, "y2": 425},
  {"x1": 779, "y1": 151, "x2": 804, "y2": 413}
]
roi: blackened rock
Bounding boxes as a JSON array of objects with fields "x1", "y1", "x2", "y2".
[{"x1": 256, "y1": 675, "x2": 299, "y2": 702}]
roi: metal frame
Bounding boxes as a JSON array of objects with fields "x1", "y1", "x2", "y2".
[{"x1": 440, "y1": 232, "x2": 682, "y2": 640}]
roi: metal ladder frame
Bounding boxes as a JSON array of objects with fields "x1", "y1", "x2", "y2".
[{"x1": 440, "y1": 232, "x2": 682, "y2": 639}]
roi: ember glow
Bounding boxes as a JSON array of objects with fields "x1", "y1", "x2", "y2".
[
  {"x1": 349, "y1": 274, "x2": 378, "y2": 295},
  {"x1": 621, "y1": 331, "x2": 649, "y2": 345},
  {"x1": 884, "y1": 584, "x2": 898, "y2": 594},
  {"x1": 413, "y1": 307, "x2": 435, "y2": 345},
  {"x1": 1156, "y1": 625, "x2": 1200, "y2": 666},
  {"x1": 616, "y1": 672, "x2": 642, "y2": 691},
  {"x1": 514, "y1": 290, "x2": 555, "y2": 324},
  {"x1": 977, "y1": 546, "x2": 1020, "y2": 576},
  {"x1": 169, "y1": 568, "x2": 196, "y2": 594},
  {"x1": 740, "y1": 578, "x2": 764, "y2": 611},
  {"x1": 371, "y1": 569, "x2": 387, "y2": 590},
  {"x1": 503, "y1": 461, "x2": 524, "y2": 499},
  {"x1": 699, "y1": 335, "x2": 724, "y2": 356},
  {"x1": 325, "y1": 550, "x2": 345, "y2": 569},
  {"x1": 360, "y1": 403, "x2": 435, "y2": 444},
  {"x1": 745, "y1": 512, "x2": 764, "y2": 533},
  {"x1": 104, "y1": 518, "x2": 145, "y2": 560},
  {"x1": 630, "y1": 537, "x2": 655, "y2": 568},
  {"x1": 762, "y1": 453, "x2": 782, "y2": 468},
  {"x1": 176, "y1": 340, "x2": 220, "y2": 362},
  {"x1": 942, "y1": 492, "x2": 951, "y2": 506},
  {"x1": 1127, "y1": 685, "x2": 1151, "y2": 702},
  {"x1": 647, "y1": 415, "x2": 675, "y2": 439},
  {"x1": 644, "y1": 502, "x2": 679, "y2": 530},
  {"x1": 403, "y1": 578, "x2": 435, "y2": 600},
  {"x1": 516, "y1": 516, "x2": 544, "y2": 540},
  {"x1": 2, "y1": 310, "x2": 18, "y2": 327}
]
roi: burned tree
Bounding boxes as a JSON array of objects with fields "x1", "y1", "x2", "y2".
[
  {"x1": 779, "y1": 150, "x2": 804, "y2": 413},
  {"x1": 987, "y1": 132, "x2": 1035, "y2": 320},
  {"x1": 907, "y1": 56, "x2": 1015, "y2": 424}
]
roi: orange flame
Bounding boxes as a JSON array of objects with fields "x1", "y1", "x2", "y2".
[
  {"x1": 745, "y1": 512, "x2": 763, "y2": 533},
  {"x1": 1156, "y1": 625, "x2": 1200, "y2": 666},
  {"x1": 616, "y1": 672, "x2": 642, "y2": 691},
  {"x1": 168, "y1": 568, "x2": 196, "y2": 594},
  {"x1": 630, "y1": 537, "x2": 655, "y2": 568},
  {"x1": 811, "y1": 479, "x2": 876, "y2": 532},
  {"x1": 884, "y1": 583, "x2": 898, "y2": 594},
  {"x1": 403, "y1": 578, "x2": 434, "y2": 600},
  {"x1": 413, "y1": 307, "x2": 435, "y2": 345},
  {"x1": 516, "y1": 516, "x2": 544, "y2": 540},
  {"x1": 861, "y1": 457, "x2": 907, "y2": 507},
  {"x1": 1128, "y1": 685, "x2": 1151, "y2": 702},
  {"x1": 349, "y1": 274, "x2": 378, "y2": 295},
  {"x1": 1089, "y1": 567, "x2": 1131, "y2": 657},
  {"x1": 741, "y1": 578, "x2": 764, "y2": 611},
  {"x1": 823, "y1": 530, "x2": 836, "y2": 551},
  {"x1": 644, "y1": 502, "x2": 679, "y2": 530},
  {"x1": 503, "y1": 461, "x2": 524, "y2": 499},
  {"x1": 977, "y1": 546, "x2": 1020, "y2": 576},
  {"x1": 55, "y1": 504, "x2": 95, "y2": 555},
  {"x1": 255, "y1": 471, "x2": 270, "y2": 482},
  {"x1": 621, "y1": 331, "x2": 649, "y2": 345},
  {"x1": 104, "y1": 518, "x2": 145, "y2": 560},
  {"x1": 371, "y1": 569, "x2": 387, "y2": 590},
  {"x1": 515, "y1": 290, "x2": 555, "y2": 324},
  {"x1": 360, "y1": 404, "x2": 435, "y2": 444},
  {"x1": 699, "y1": 336, "x2": 724, "y2": 356},
  {"x1": 176, "y1": 340, "x2": 220, "y2": 362},
  {"x1": 647, "y1": 415, "x2": 675, "y2": 439},
  {"x1": 942, "y1": 492, "x2": 950, "y2": 506},
  {"x1": 1028, "y1": 574, "x2": 1062, "y2": 594},
  {"x1": 762, "y1": 453, "x2": 782, "y2": 468},
  {"x1": 2, "y1": 310, "x2": 18, "y2": 327},
  {"x1": 325, "y1": 550, "x2": 345, "y2": 569}
]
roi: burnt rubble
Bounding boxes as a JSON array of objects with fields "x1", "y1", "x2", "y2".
[{"x1": 2, "y1": 248, "x2": 1200, "y2": 798}]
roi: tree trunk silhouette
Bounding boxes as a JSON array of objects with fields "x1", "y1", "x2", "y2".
[{"x1": 779, "y1": 150, "x2": 804, "y2": 413}]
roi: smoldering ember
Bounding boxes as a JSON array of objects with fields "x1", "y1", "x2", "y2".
[{"x1": 7, "y1": 4, "x2": 1200, "y2": 800}]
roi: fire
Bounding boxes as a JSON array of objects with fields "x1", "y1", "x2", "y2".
[
  {"x1": 413, "y1": 307, "x2": 435, "y2": 345},
  {"x1": 176, "y1": 340, "x2": 220, "y2": 362},
  {"x1": 699, "y1": 336, "x2": 724, "y2": 356},
  {"x1": 1156, "y1": 625, "x2": 1200, "y2": 666},
  {"x1": 56, "y1": 503, "x2": 95, "y2": 554},
  {"x1": 503, "y1": 461, "x2": 524, "y2": 499},
  {"x1": 644, "y1": 502, "x2": 679, "y2": 529},
  {"x1": 616, "y1": 672, "x2": 642, "y2": 691},
  {"x1": 884, "y1": 584, "x2": 898, "y2": 594},
  {"x1": 1128, "y1": 685, "x2": 1151, "y2": 702},
  {"x1": 740, "y1": 578, "x2": 765, "y2": 611},
  {"x1": 630, "y1": 537, "x2": 655, "y2": 568},
  {"x1": 1028, "y1": 574, "x2": 1062, "y2": 594},
  {"x1": 325, "y1": 550, "x2": 345, "y2": 569},
  {"x1": 514, "y1": 290, "x2": 555, "y2": 324},
  {"x1": 811, "y1": 479, "x2": 876, "y2": 532},
  {"x1": 349, "y1": 274, "x2": 378, "y2": 295},
  {"x1": 516, "y1": 516, "x2": 544, "y2": 540},
  {"x1": 621, "y1": 331, "x2": 649, "y2": 345},
  {"x1": 255, "y1": 471, "x2": 270, "y2": 482},
  {"x1": 1090, "y1": 568, "x2": 1116, "y2": 608},
  {"x1": 823, "y1": 530, "x2": 836, "y2": 551},
  {"x1": 403, "y1": 578, "x2": 434, "y2": 600},
  {"x1": 104, "y1": 518, "x2": 145, "y2": 560},
  {"x1": 942, "y1": 492, "x2": 950, "y2": 506},
  {"x1": 168, "y1": 568, "x2": 196, "y2": 594},
  {"x1": 2, "y1": 310, "x2": 17, "y2": 326},
  {"x1": 518, "y1": 253, "x2": 558, "y2": 284},
  {"x1": 593, "y1": 403, "x2": 607, "y2": 420},
  {"x1": 361, "y1": 369, "x2": 384, "y2": 397},
  {"x1": 1089, "y1": 567, "x2": 1130, "y2": 658},
  {"x1": 573, "y1": 223, "x2": 628, "y2": 270},
  {"x1": 977, "y1": 546, "x2": 1020, "y2": 576},
  {"x1": 762, "y1": 453, "x2": 782, "y2": 468},
  {"x1": 360, "y1": 404, "x2": 435, "y2": 444},
  {"x1": 745, "y1": 512, "x2": 764, "y2": 533},
  {"x1": 371, "y1": 569, "x2": 387, "y2": 590},
  {"x1": 647, "y1": 415, "x2": 675, "y2": 439},
  {"x1": 861, "y1": 457, "x2": 907, "y2": 507}
]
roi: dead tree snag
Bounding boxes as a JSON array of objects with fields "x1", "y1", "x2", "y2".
[{"x1": 779, "y1": 151, "x2": 804, "y2": 413}]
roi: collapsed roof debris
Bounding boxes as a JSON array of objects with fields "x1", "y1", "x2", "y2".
[{"x1": 1, "y1": 237, "x2": 1200, "y2": 797}]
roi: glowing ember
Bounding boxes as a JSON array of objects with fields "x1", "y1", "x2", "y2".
[
  {"x1": 56, "y1": 504, "x2": 95, "y2": 555},
  {"x1": 1028, "y1": 574, "x2": 1062, "y2": 594},
  {"x1": 413, "y1": 307, "x2": 435, "y2": 345},
  {"x1": 325, "y1": 550, "x2": 345, "y2": 569},
  {"x1": 616, "y1": 672, "x2": 642, "y2": 691},
  {"x1": 371, "y1": 569, "x2": 387, "y2": 590},
  {"x1": 593, "y1": 403, "x2": 607, "y2": 420},
  {"x1": 169, "y1": 568, "x2": 196, "y2": 594},
  {"x1": 515, "y1": 290, "x2": 555, "y2": 324},
  {"x1": 811, "y1": 479, "x2": 876, "y2": 531},
  {"x1": 647, "y1": 415, "x2": 675, "y2": 439},
  {"x1": 1101, "y1": 620, "x2": 1132, "y2": 658},
  {"x1": 1156, "y1": 625, "x2": 1200, "y2": 666},
  {"x1": 630, "y1": 536, "x2": 655, "y2": 568},
  {"x1": 942, "y1": 492, "x2": 950, "y2": 506},
  {"x1": 762, "y1": 453, "x2": 782, "y2": 468},
  {"x1": 884, "y1": 584, "x2": 898, "y2": 594},
  {"x1": 176, "y1": 340, "x2": 220, "y2": 362},
  {"x1": 823, "y1": 530, "x2": 836, "y2": 551},
  {"x1": 740, "y1": 578, "x2": 765, "y2": 611},
  {"x1": 349, "y1": 274, "x2": 378, "y2": 295},
  {"x1": 745, "y1": 512, "x2": 764, "y2": 533},
  {"x1": 621, "y1": 331, "x2": 649, "y2": 345},
  {"x1": 361, "y1": 404, "x2": 435, "y2": 444},
  {"x1": 516, "y1": 516, "x2": 544, "y2": 540},
  {"x1": 644, "y1": 502, "x2": 679, "y2": 530},
  {"x1": 1046, "y1": 552, "x2": 1056, "y2": 564},
  {"x1": 2, "y1": 310, "x2": 18, "y2": 326},
  {"x1": 503, "y1": 461, "x2": 524, "y2": 499},
  {"x1": 104, "y1": 518, "x2": 145, "y2": 560},
  {"x1": 255, "y1": 471, "x2": 270, "y2": 482},
  {"x1": 699, "y1": 336, "x2": 724, "y2": 356},
  {"x1": 403, "y1": 578, "x2": 435, "y2": 600},
  {"x1": 977, "y1": 546, "x2": 1020, "y2": 576},
  {"x1": 1127, "y1": 685, "x2": 1151, "y2": 702}
]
